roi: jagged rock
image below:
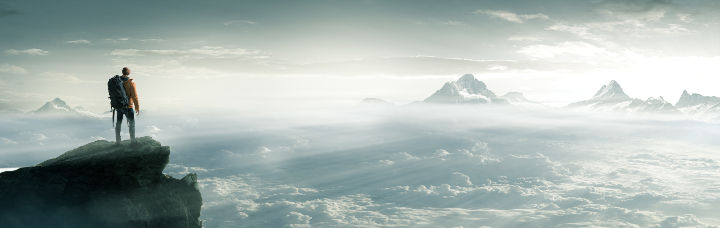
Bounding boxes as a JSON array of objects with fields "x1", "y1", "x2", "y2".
[{"x1": 0, "y1": 136, "x2": 202, "y2": 228}]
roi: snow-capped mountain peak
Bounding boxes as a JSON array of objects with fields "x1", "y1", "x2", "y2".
[
  {"x1": 23, "y1": 98, "x2": 109, "y2": 118},
  {"x1": 34, "y1": 98, "x2": 74, "y2": 114},
  {"x1": 674, "y1": 90, "x2": 720, "y2": 119},
  {"x1": 591, "y1": 80, "x2": 629, "y2": 101},
  {"x1": 566, "y1": 81, "x2": 682, "y2": 117},
  {"x1": 424, "y1": 74, "x2": 503, "y2": 104},
  {"x1": 451, "y1": 74, "x2": 490, "y2": 95},
  {"x1": 675, "y1": 90, "x2": 720, "y2": 108},
  {"x1": 414, "y1": 74, "x2": 556, "y2": 109}
]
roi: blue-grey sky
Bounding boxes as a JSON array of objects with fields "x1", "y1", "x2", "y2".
[{"x1": 2, "y1": 0, "x2": 720, "y2": 112}]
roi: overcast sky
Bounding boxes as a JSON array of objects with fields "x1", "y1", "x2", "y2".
[{"x1": 1, "y1": 0, "x2": 720, "y2": 112}]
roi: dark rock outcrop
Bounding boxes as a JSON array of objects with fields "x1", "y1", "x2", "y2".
[{"x1": 0, "y1": 136, "x2": 202, "y2": 228}]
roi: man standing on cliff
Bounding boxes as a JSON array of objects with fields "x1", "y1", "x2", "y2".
[{"x1": 116, "y1": 67, "x2": 140, "y2": 146}]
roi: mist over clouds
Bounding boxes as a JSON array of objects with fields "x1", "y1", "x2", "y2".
[{"x1": 3, "y1": 107, "x2": 720, "y2": 227}]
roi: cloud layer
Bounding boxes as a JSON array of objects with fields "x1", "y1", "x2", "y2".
[{"x1": 3, "y1": 106, "x2": 720, "y2": 227}]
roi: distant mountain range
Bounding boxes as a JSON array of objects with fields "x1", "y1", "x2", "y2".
[
  {"x1": 419, "y1": 74, "x2": 553, "y2": 110},
  {"x1": 565, "y1": 80, "x2": 683, "y2": 116},
  {"x1": 675, "y1": 90, "x2": 720, "y2": 119},
  {"x1": 360, "y1": 74, "x2": 720, "y2": 119},
  {"x1": 1, "y1": 98, "x2": 109, "y2": 118},
  {"x1": 2, "y1": 75, "x2": 718, "y2": 120},
  {"x1": 361, "y1": 74, "x2": 552, "y2": 111}
]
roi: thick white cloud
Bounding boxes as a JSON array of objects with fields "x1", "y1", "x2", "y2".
[{"x1": 5, "y1": 49, "x2": 48, "y2": 56}]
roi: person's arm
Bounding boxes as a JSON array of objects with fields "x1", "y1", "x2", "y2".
[{"x1": 129, "y1": 81, "x2": 140, "y2": 115}]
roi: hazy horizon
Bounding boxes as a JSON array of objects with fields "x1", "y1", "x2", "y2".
[{"x1": 2, "y1": 0, "x2": 720, "y2": 113}]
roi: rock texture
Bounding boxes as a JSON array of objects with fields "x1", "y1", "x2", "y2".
[{"x1": 0, "y1": 136, "x2": 202, "y2": 228}]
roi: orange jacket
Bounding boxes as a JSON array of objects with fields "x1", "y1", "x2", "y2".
[{"x1": 122, "y1": 77, "x2": 139, "y2": 110}]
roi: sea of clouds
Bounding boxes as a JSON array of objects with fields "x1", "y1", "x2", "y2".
[{"x1": 2, "y1": 106, "x2": 720, "y2": 227}]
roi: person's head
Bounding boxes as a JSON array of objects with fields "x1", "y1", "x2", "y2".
[{"x1": 122, "y1": 67, "x2": 131, "y2": 76}]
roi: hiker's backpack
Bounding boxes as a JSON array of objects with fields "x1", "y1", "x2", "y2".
[
  {"x1": 108, "y1": 75, "x2": 129, "y2": 109},
  {"x1": 108, "y1": 75, "x2": 130, "y2": 127}
]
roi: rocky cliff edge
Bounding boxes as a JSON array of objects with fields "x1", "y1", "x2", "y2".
[{"x1": 0, "y1": 136, "x2": 202, "y2": 228}]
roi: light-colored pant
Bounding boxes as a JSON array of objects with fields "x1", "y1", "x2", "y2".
[{"x1": 115, "y1": 108, "x2": 135, "y2": 142}]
